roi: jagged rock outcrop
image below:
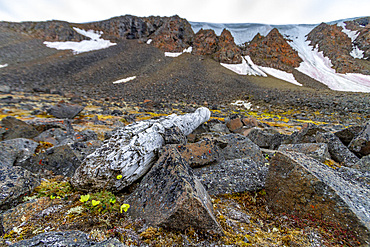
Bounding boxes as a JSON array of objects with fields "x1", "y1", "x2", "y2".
[
  {"x1": 126, "y1": 147, "x2": 222, "y2": 234},
  {"x1": 306, "y1": 22, "x2": 367, "y2": 74},
  {"x1": 266, "y1": 151, "x2": 370, "y2": 245},
  {"x1": 243, "y1": 28, "x2": 302, "y2": 72},
  {"x1": 82, "y1": 15, "x2": 194, "y2": 52},
  {"x1": 1, "y1": 116, "x2": 40, "y2": 141},
  {"x1": 192, "y1": 29, "x2": 218, "y2": 56},
  {"x1": 349, "y1": 121, "x2": 370, "y2": 157},
  {"x1": 213, "y1": 29, "x2": 242, "y2": 64}
]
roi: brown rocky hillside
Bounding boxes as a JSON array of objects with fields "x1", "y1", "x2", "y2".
[
  {"x1": 242, "y1": 28, "x2": 302, "y2": 72},
  {"x1": 306, "y1": 22, "x2": 367, "y2": 74}
]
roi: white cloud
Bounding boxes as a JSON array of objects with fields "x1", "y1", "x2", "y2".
[{"x1": 0, "y1": 0, "x2": 369, "y2": 24}]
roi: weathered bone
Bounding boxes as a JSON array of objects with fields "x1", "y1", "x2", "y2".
[{"x1": 71, "y1": 107, "x2": 211, "y2": 192}]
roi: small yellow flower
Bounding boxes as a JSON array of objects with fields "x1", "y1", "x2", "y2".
[
  {"x1": 117, "y1": 175, "x2": 123, "y2": 180},
  {"x1": 109, "y1": 198, "x2": 116, "y2": 204},
  {"x1": 120, "y1": 204, "x2": 130, "y2": 213},
  {"x1": 79, "y1": 194, "x2": 90, "y2": 203},
  {"x1": 92, "y1": 200, "x2": 101, "y2": 206}
]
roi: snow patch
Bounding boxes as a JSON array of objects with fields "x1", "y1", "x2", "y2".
[
  {"x1": 44, "y1": 27, "x2": 116, "y2": 54},
  {"x1": 146, "y1": 39, "x2": 153, "y2": 45},
  {"x1": 112, "y1": 76, "x2": 137, "y2": 84},
  {"x1": 259, "y1": 67, "x2": 302, "y2": 86},
  {"x1": 337, "y1": 22, "x2": 364, "y2": 59},
  {"x1": 283, "y1": 26, "x2": 370, "y2": 92},
  {"x1": 231, "y1": 100, "x2": 252, "y2": 110},
  {"x1": 221, "y1": 56, "x2": 267, "y2": 76},
  {"x1": 0, "y1": 64, "x2": 8, "y2": 68},
  {"x1": 165, "y1": 47, "x2": 192, "y2": 57}
]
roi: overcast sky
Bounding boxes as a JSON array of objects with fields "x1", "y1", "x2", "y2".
[{"x1": 0, "y1": 0, "x2": 369, "y2": 24}]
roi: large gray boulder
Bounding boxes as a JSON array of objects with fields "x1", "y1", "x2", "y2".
[
  {"x1": 47, "y1": 102, "x2": 84, "y2": 119},
  {"x1": 0, "y1": 138, "x2": 39, "y2": 167},
  {"x1": 192, "y1": 134, "x2": 268, "y2": 195},
  {"x1": 349, "y1": 121, "x2": 370, "y2": 157},
  {"x1": 0, "y1": 116, "x2": 39, "y2": 141},
  {"x1": 18, "y1": 144, "x2": 81, "y2": 177},
  {"x1": 10, "y1": 231, "x2": 124, "y2": 247},
  {"x1": 278, "y1": 143, "x2": 330, "y2": 162},
  {"x1": 126, "y1": 147, "x2": 222, "y2": 234},
  {"x1": 0, "y1": 165, "x2": 40, "y2": 212},
  {"x1": 71, "y1": 108, "x2": 211, "y2": 192},
  {"x1": 316, "y1": 132, "x2": 359, "y2": 167},
  {"x1": 266, "y1": 151, "x2": 370, "y2": 245}
]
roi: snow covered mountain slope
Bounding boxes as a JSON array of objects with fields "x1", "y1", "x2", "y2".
[{"x1": 190, "y1": 20, "x2": 370, "y2": 93}]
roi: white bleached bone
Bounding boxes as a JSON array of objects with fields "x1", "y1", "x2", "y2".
[{"x1": 71, "y1": 107, "x2": 211, "y2": 192}]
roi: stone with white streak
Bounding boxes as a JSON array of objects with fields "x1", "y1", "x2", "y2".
[{"x1": 71, "y1": 108, "x2": 211, "y2": 192}]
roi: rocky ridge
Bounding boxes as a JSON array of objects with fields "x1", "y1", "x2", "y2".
[{"x1": 242, "y1": 28, "x2": 302, "y2": 72}]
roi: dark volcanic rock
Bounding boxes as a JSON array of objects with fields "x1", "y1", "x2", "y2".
[
  {"x1": 47, "y1": 102, "x2": 84, "y2": 119},
  {"x1": 0, "y1": 165, "x2": 40, "y2": 212},
  {"x1": 34, "y1": 127, "x2": 74, "y2": 146},
  {"x1": 348, "y1": 121, "x2": 370, "y2": 157},
  {"x1": 278, "y1": 143, "x2": 330, "y2": 162},
  {"x1": 0, "y1": 116, "x2": 39, "y2": 141},
  {"x1": 213, "y1": 29, "x2": 242, "y2": 64},
  {"x1": 291, "y1": 123, "x2": 326, "y2": 144},
  {"x1": 10, "y1": 230, "x2": 124, "y2": 247},
  {"x1": 126, "y1": 147, "x2": 222, "y2": 234},
  {"x1": 170, "y1": 138, "x2": 221, "y2": 168},
  {"x1": 0, "y1": 138, "x2": 38, "y2": 167},
  {"x1": 316, "y1": 132, "x2": 360, "y2": 167},
  {"x1": 18, "y1": 144, "x2": 81, "y2": 177},
  {"x1": 26, "y1": 118, "x2": 74, "y2": 133},
  {"x1": 334, "y1": 125, "x2": 363, "y2": 146},
  {"x1": 266, "y1": 151, "x2": 370, "y2": 245},
  {"x1": 192, "y1": 29, "x2": 218, "y2": 56},
  {"x1": 194, "y1": 157, "x2": 269, "y2": 195},
  {"x1": 244, "y1": 28, "x2": 302, "y2": 72},
  {"x1": 192, "y1": 134, "x2": 268, "y2": 195}
]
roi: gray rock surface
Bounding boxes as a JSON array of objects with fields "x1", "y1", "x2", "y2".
[
  {"x1": 0, "y1": 138, "x2": 39, "y2": 167},
  {"x1": 33, "y1": 128, "x2": 73, "y2": 146},
  {"x1": 291, "y1": 123, "x2": 326, "y2": 144},
  {"x1": 0, "y1": 165, "x2": 40, "y2": 212},
  {"x1": 194, "y1": 158, "x2": 269, "y2": 195},
  {"x1": 71, "y1": 107, "x2": 210, "y2": 192},
  {"x1": 18, "y1": 144, "x2": 81, "y2": 177},
  {"x1": 266, "y1": 151, "x2": 370, "y2": 245},
  {"x1": 47, "y1": 102, "x2": 84, "y2": 119},
  {"x1": 25, "y1": 118, "x2": 74, "y2": 133},
  {"x1": 353, "y1": 155, "x2": 370, "y2": 172},
  {"x1": 193, "y1": 134, "x2": 268, "y2": 195},
  {"x1": 126, "y1": 147, "x2": 222, "y2": 234},
  {"x1": 10, "y1": 230, "x2": 124, "y2": 247},
  {"x1": 278, "y1": 143, "x2": 330, "y2": 162},
  {"x1": 349, "y1": 121, "x2": 370, "y2": 157},
  {"x1": 316, "y1": 132, "x2": 359, "y2": 167},
  {"x1": 0, "y1": 116, "x2": 39, "y2": 141}
]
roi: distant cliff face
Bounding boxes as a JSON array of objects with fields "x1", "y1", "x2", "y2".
[
  {"x1": 242, "y1": 28, "x2": 302, "y2": 72},
  {"x1": 0, "y1": 21, "x2": 87, "y2": 42},
  {"x1": 306, "y1": 21, "x2": 369, "y2": 74},
  {"x1": 192, "y1": 28, "x2": 242, "y2": 64}
]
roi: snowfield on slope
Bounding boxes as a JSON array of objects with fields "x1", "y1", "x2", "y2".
[
  {"x1": 44, "y1": 27, "x2": 116, "y2": 54},
  {"x1": 191, "y1": 20, "x2": 370, "y2": 93}
]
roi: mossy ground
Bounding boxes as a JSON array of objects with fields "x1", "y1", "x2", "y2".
[
  {"x1": 0, "y1": 91, "x2": 366, "y2": 246},
  {"x1": 0, "y1": 179, "x2": 361, "y2": 246}
]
